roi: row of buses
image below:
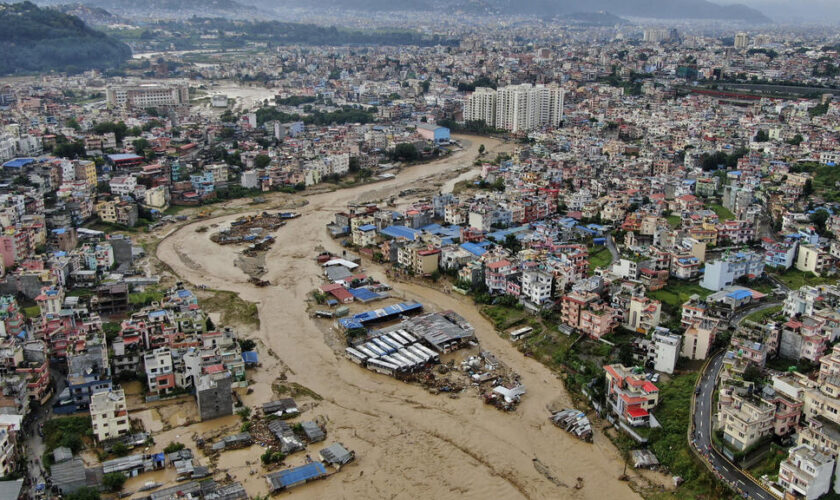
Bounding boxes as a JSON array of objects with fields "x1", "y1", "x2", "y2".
[{"x1": 345, "y1": 329, "x2": 440, "y2": 376}]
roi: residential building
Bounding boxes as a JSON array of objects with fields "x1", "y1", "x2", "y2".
[
  {"x1": 778, "y1": 444, "x2": 834, "y2": 500},
  {"x1": 89, "y1": 389, "x2": 129, "y2": 442},
  {"x1": 718, "y1": 393, "x2": 775, "y2": 451},
  {"x1": 700, "y1": 251, "x2": 765, "y2": 291},
  {"x1": 604, "y1": 364, "x2": 660, "y2": 427}
]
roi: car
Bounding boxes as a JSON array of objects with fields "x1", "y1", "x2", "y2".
[{"x1": 695, "y1": 387, "x2": 701, "y2": 396}]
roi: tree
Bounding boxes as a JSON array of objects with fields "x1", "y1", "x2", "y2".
[
  {"x1": 239, "y1": 339, "x2": 256, "y2": 351},
  {"x1": 391, "y1": 143, "x2": 419, "y2": 161},
  {"x1": 66, "y1": 487, "x2": 100, "y2": 500},
  {"x1": 754, "y1": 130, "x2": 769, "y2": 142},
  {"x1": 421, "y1": 80, "x2": 430, "y2": 93},
  {"x1": 503, "y1": 233, "x2": 521, "y2": 254},
  {"x1": 163, "y1": 442, "x2": 185, "y2": 454},
  {"x1": 478, "y1": 144, "x2": 485, "y2": 155},
  {"x1": 803, "y1": 179, "x2": 814, "y2": 197},
  {"x1": 103, "y1": 472, "x2": 127, "y2": 492},
  {"x1": 254, "y1": 154, "x2": 271, "y2": 169},
  {"x1": 132, "y1": 138, "x2": 150, "y2": 155},
  {"x1": 111, "y1": 442, "x2": 129, "y2": 457}
]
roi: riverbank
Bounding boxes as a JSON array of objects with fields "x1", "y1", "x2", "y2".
[{"x1": 153, "y1": 134, "x2": 653, "y2": 499}]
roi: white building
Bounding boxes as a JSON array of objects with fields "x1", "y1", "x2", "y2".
[
  {"x1": 779, "y1": 444, "x2": 834, "y2": 500},
  {"x1": 521, "y1": 268, "x2": 553, "y2": 306},
  {"x1": 464, "y1": 84, "x2": 564, "y2": 133},
  {"x1": 700, "y1": 251, "x2": 765, "y2": 291},
  {"x1": 90, "y1": 389, "x2": 130, "y2": 442},
  {"x1": 463, "y1": 87, "x2": 497, "y2": 126},
  {"x1": 109, "y1": 176, "x2": 138, "y2": 197},
  {"x1": 652, "y1": 331, "x2": 681, "y2": 374},
  {"x1": 735, "y1": 32, "x2": 750, "y2": 50},
  {"x1": 106, "y1": 83, "x2": 189, "y2": 109}
]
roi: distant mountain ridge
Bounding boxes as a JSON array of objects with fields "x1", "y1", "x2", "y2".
[
  {"x1": 0, "y1": 1, "x2": 130, "y2": 75},
  {"x1": 261, "y1": 0, "x2": 770, "y2": 23}
]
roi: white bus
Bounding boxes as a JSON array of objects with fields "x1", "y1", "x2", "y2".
[
  {"x1": 345, "y1": 347, "x2": 368, "y2": 364},
  {"x1": 510, "y1": 327, "x2": 534, "y2": 341}
]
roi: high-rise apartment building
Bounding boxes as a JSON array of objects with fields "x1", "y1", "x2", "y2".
[
  {"x1": 463, "y1": 84, "x2": 564, "y2": 133},
  {"x1": 734, "y1": 32, "x2": 749, "y2": 49}
]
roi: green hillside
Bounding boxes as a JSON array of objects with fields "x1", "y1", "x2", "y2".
[{"x1": 0, "y1": 2, "x2": 131, "y2": 75}]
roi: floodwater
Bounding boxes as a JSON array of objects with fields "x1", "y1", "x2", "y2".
[{"x1": 156, "y1": 135, "x2": 670, "y2": 499}]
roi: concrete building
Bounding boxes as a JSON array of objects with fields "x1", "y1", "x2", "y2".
[
  {"x1": 779, "y1": 444, "x2": 834, "y2": 500},
  {"x1": 700, "y1": 251, "x2": 765, "y2": 291},
  {"x1": 651, "y1": 331, "x2": 681, "y2": 374},
  {"x1": 144, "y1": 347, "x2": 175, "y2": 395},
  {"x1": 106, "y1": 83, "x2": 189, "y2": 109},
  {"x1": 734, "y1": 32, "x2": 749, "y2": 49},
  {"x1": 718, "y1": 393, "x2": 774, "y2": 451},
  {"x1": 796, "y1": 244, "x2": 834, "y2": 277},
  {"x1": 604, "y1": 364, "x2": 660, "y2": 427},
  {"x1": 521, "y1": 268, "x2": 553, "y2": 306},
  {"x1": 196, "y1": 371, "x2": 233, "y2": 421},
  {"x1": 682, "y1": 319, "x2": 717, "y2": 360},
  {"x1": 464, "y1": 84, "x2": 564, "y2": 133},
  {"x1": 90, "y1": 389, "x2": 129, "y2": 442}
]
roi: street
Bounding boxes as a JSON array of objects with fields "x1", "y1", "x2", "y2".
[{"x1": 692, "y1": 353, "x2": 775, "y2": 500}]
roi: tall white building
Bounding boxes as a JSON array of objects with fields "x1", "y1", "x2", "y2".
[
  {"x1": 463, "y1": 87, "x2": 497, "y2": 126},
  {"x1": 463, "y1": 84, "x2": 564, "y2": 133},
  {"x1": 735, "y1": 32, "x2": 749, "y2": 49}
]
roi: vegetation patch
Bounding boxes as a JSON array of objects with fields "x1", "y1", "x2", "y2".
[{"x1": 200, "y1": 290, "x2": 260, "y2": 330}]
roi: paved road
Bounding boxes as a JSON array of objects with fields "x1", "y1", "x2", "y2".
[
  {"x1": 729, "y1": 300, "x2": 783, "y2": 328},
  {"x1": 693, "y1": 353, "x2": 776, "y2": 500}
]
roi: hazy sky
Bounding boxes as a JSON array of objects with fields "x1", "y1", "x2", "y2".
[{"x1": 736, "y1": 0, "x2": 840, "y2": 23}]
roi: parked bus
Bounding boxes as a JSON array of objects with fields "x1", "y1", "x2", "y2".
[
  {"x1": 510, "y1": 327, "x2": 535, "y2": 341},
  {"x1": 367, "y1": 358, "x2": 399, "y2": 376},
  {"x1": 345, "y1": 347, "x2": 368, "y2": 364}
]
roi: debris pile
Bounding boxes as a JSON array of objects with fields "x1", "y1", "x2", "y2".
[
  {"x1": 549, "y1": 409, "x2": 593, "y2": 442},
  {"x1": 211, "y1": 212, "x2": 290, "y2": 245}
]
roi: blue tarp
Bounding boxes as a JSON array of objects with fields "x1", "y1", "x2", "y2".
[{"x1": 272, "y1": 462, "x2": 327, "y2": 489}]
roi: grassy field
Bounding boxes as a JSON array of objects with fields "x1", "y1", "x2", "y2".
[
  {"x1": 709, "y1": 203, "x2": 735, "y2": 221},
  {"x1": 200, "y1": 289, "x2": 260, "y2": 330},
  {"x1": 587, "y1": 244, "x2": 613, "y2": 274},
  {"x1": 745, "y1": 305, "x2": 783, "y2": 324},
  {"x1": 649, "y1": 280, "x2": 713, "y2": 312},
  {"x1": 771, "y1": 269, "x2": 836, "y2": 290},
  {"x1": 666, "y1": 215, "x2": 682, "y2": 228}
]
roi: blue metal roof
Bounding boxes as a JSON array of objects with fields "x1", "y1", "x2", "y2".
[
  {"x1": 272, "y1": 462, "x2": 327, "y2": 488},
  {"x1": 242, "y1": 351, "x2": 258, "y2": 364},
  {"x1": 3, "y1": 158, "x2": 34, "y2": 168},
  {"x1": 358, "y1": 224, "x2": 377, "y2": 232},
  {"x1": 107, "y1": 153, "x2": 144, "y2": 162},
  {"x1": 349, "y1": 288, "x2": 380, "y2": 301},
  {"x1": 460, "y1": 242, "x2": 487, "y2": 256},
  {"x1": 380, "y1": 225, "x2": 419, "y2": 240},
  {"x1": 727, "y1": 289, "x2": 752, "y2": 300}
]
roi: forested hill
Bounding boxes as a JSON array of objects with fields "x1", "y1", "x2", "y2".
[{"x1": 0, "y1": 2, "x2": 131, "y2": 75}]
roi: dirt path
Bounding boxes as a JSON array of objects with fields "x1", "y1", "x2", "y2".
[{"x1": 156, "y1": 135, "x2": 653, "y2": 499}]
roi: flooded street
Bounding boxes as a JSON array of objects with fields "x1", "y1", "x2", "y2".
[{"x1": 155, "y1": 135, "x2": 658, "y2": 499}]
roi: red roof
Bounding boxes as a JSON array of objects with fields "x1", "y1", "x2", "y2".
[
  {"x1": 204, "y1": 364, "x2": 225, "y2": 374},
  {"x1": 626, "y1": 406, "x2": 649, "y2": 418},
  {"x1": 643, "y1": 381, "x2": 659, "y2": 393},
  {"x1": 487, "y1": 259, "x2": 511, "y2": 270},
  {"x1": 328, "y1": 287, "x2": 353, "y2": 301}
]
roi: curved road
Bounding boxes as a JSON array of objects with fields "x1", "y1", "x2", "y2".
[{"x1": 694, "y1": 353, "x2": 774, "y2": 500}]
